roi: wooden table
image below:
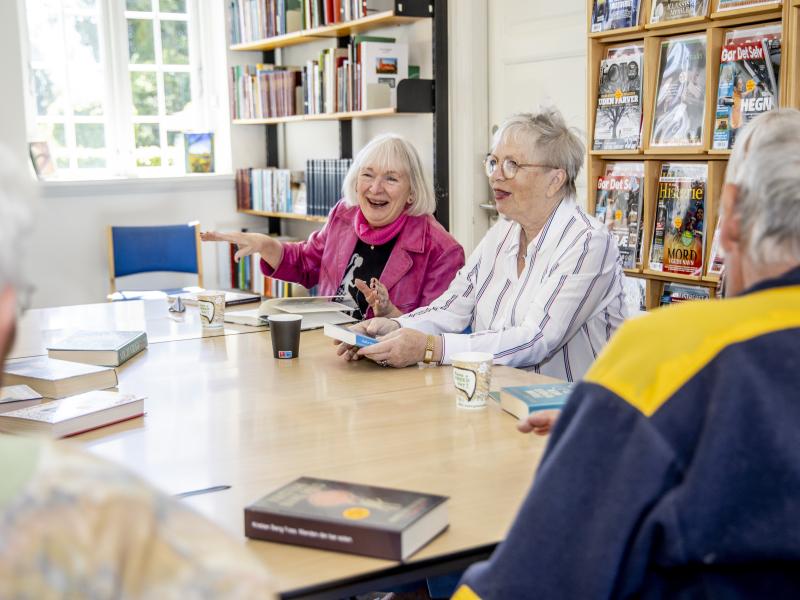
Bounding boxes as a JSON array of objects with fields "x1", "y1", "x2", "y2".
[
  {"x1": 9, "y1": 299, "x2": 263, "y2": 359},
  {"x1": 12, "y1": 306, "x2": 556, "y2": 598}
]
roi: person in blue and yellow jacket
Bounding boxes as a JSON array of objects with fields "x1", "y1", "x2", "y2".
[{"x1": 453, "y1": 109, "x2": 800, "y2": 599}]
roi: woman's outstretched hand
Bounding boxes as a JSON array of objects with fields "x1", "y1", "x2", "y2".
[{"x1": 200, "y1": 231, "x2": 282, "y2": 267}]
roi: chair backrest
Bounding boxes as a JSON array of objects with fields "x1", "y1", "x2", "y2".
[{"x1": 107, "y1": 223, "x2": 203, "y2": 294}]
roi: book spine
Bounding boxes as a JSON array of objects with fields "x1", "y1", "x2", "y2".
[
  {"x1": 117, "y1": 334, "x2": 149, "y2": 365},
  {"x1": 243, "y1": 509, "x2": 402, "y2": 559}
]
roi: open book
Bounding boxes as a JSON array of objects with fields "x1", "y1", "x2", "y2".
[{"x1": 225, "y1": 296, "x2": 356, "y2": 331}]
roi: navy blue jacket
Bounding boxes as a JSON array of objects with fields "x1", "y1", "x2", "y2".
[{"x1": 455, "y1": 266, "x2": 800, "y2": 599}]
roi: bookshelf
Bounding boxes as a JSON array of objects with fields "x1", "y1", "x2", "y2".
[
  {"x1": 229, "y1": 0, "x2": 448, "y2": 230},
  {"x1": 586, "y1": 0, "x2": 796, "y2": 309}
]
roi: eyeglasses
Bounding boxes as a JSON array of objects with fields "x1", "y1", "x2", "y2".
[{"x1": 483, "y1": 155, "x2": 557, "y2": 179}]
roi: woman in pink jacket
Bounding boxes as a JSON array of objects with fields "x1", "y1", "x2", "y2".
[{"x1": 201, "y1": 134, "x2": 464, "y2": 319}]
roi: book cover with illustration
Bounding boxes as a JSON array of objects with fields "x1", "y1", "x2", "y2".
[
  {"x1": 593, "y1": 54, "x2": 643, "y2": 150},
  {"x1": 184, "y1": 132, "x2": 214, "y2": 173},
  {"x1": 713, "y1": 40, "x2": 778, "y2": 150},
  {"x1": 649, "y1": 163, "x2": 708, "y2": 276},
  {"x1": 244, "y1": 477, "x2": 448, "y2": 560},
  {"x1": 650, "y1": 0, "x2": 709, "y2": 23},
  {"x1": 591, "y1": 0, "x2": 642, "y2": 32},
  {"x1": 651, "y1": 35, "x2": 707, "y2": 147},
  {"x1": 595, "y1": 174, "x2": 644, "y2": 268}
]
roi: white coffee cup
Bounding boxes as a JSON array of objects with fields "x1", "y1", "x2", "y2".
[
  {"x1": 197, "y1": 291, "x2": 225, "y2": 329},
  {"x1": 451, "y1": 351, "x2": 493, "y2": 409}
]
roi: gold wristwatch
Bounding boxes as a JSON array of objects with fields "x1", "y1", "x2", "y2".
[{"x1": 423, "y1": 335, "x2": 436, "y2": 364}]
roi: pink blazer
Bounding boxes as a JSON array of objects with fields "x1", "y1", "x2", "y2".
[{"x1": 261, "y1": 201, "x2": 465, "y2": 318}]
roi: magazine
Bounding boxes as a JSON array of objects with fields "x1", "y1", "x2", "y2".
[
  {"x1": 725, "y1": 25, "x2": 781, "y2": 100},
  {"x1": 595, "y1": 174, "x2": 644, "y2": 268},
  {"x1": 593, "y1": 55, "x2": 643, "y2": 150},
  {"x1": 650, "y1": 0, "x2": 710, "y2": 23},
  {"x1": 716, "y1": 0, "x2": 779, "y2": 12},
  {"x1": 651, "y1": 35, "x2": 707, "y2": 147},
  {"x1": 712, "y1": 40, "x2": 778, "y2": 150},
  {"x1": 591, "y1": 0, "x2": 642, "y2": 32},
  {"x1": 649, "y1": 162, "x2": 708, "y2": 277}
]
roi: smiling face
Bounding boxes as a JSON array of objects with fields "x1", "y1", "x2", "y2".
[{"x1": 356, "y1": 164, "x2": 413, "y2": 228}]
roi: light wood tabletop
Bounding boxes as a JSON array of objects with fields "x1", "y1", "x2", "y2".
[
  {"x1": 69, "y1": 328, "x2": 557, "y2": 597},
  {"x1": 9, "y1": 299, "x2": 264, "y2": 359}
]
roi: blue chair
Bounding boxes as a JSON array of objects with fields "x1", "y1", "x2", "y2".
[{"x1": 107, "y1": 223, "x2": 203, "y2": 297}]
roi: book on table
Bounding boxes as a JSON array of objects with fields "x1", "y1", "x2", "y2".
[
  {"x1": 47, "y1": 330, "x2": 148, "y2": 367},
  {"x1": 0, "y1": 390, "x2": 144, "y2": 438},
  {"x1": 225, "y1": 296, "x2": 356, "y2": 330},
  {"x1": 244, "y1": 476, "x2": 449, "y2": 560},
  {"x1": 0, "y1": 385, "x2": 44, "y2": 413},
  {"x1": 168, "y1": 289, "x2": 262, "y2": 307},
  {"x1": 497, "y1": 383, "x2": 575, "y2": 421},
  {"x1": 2, "y1": 356, "x2": 118, "y2": 399}
]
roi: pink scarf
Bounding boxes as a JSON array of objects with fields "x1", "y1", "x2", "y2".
[{"x1": 354, "y1": 208, "x2": 409, "y2": 246}]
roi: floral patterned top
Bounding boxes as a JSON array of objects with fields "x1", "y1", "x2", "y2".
[{"x1": 0, "y1": 434, "x2": 275, "y2": 599}]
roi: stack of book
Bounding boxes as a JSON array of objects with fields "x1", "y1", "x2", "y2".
[
  {"x1": 235, "y1": 167, "x2": 297, "y2": 213},
  {"x1": 305, "y1": 158, "x2": 352, "y2": 216}
]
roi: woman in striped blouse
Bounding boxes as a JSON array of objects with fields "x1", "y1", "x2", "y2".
[{"x1": 338, "y1": 107, "x2": 629, "y2": 382}]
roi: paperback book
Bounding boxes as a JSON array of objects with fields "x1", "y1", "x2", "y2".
[
  {"x1": 590, "y1": 0, "x2": 642, "y2": 32},
  {"x1": 244, "y1": 477, "x2": 448, "y2": 560},
  {"x1": 0, "y1": 390, "x2": 144, "y2": 438},
  {"x1": 47, "y1": 330, "x2": 148, "y2": 367},
  {"x1": 2, "y1": 356, "x2": 118, "y2": 399},
  {"x1": 593, "y1": 54, "x2": 643, "y2": 150},
  {"x1": 0, "y1": 385, "x2": 43, "y2": 413},
  {"x1": 660, "y1": 282, "x2": 711, "y2": 305},
  {"x1": 595, "y1": 174, "x2": 644, "y2": 268},
  {"x1": 649, "y1": 163, "x2": 708, "y2": 276},
  {"x1": 650, "y1": 0, "x2": 709, "y2": 23},
  {"x1": 651, "y1": 35, "x2": 707, "y2": 147},
  {"x1": 498, "y1": 383, "x2": 575, "y2": 421},
  {"x1": 323, "y1": 323, "x2": 377, "y2": 348},
  {"x1": 712, "y1": 40, "x2": 778, "y2": 150}
]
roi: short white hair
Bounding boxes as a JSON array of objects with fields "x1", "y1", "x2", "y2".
[
  {"x1": 341, "y1": 134, "x2": 435, "y2": 216},
  {"x1": 0, "y1": 145, "x2": 34, "y2": 302},
  {"x1": 725, "y1": 109, "x2": 800, "y2": 266},
  {"x1": 491, "y1": 108, "x2": 585, "y2": 198}
]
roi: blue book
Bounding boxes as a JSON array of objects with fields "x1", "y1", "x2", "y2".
[
  {"x1": 498, "y1": 383, "x2": 574, "y2": 421},
  {"x1": 323, "y1": 323, "x2": 378, "y2": 348}
]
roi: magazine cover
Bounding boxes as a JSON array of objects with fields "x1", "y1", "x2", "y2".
[
  {"x1": 651, "y1": 36, "x2": 707, "y2": 147},
  {"x1": 591, "y1": 0, "x2": 642, "y2": 32},
  {"x1": 593, "y1": 55, "x2": 643, "y2": 150},
  {"x1": 649, "y1": 163, "x2": 707, "y2": 276},
  {"x1": 606, "y1": 44, "x2": 644, "y2": 59},
  {"x1": 650, "y1": 0, "x2": 709, "y2": 23},
  {"x1": 595, "y1": 175, "x2": 644, "y2": 268},
  {"x1": 660, "y1": 282, "x2": 711, "y2": 305},
  {"x1": 726, "y1": 25, "x2": 781, "y2": 99},
  {"x1": 712, "y1": 40, "x2": 777, "y2": 150},
  {"x1": 716, "y1": 0, "x2": 779, "y2": 11}
]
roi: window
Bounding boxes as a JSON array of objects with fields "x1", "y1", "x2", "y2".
[{"x1": 22, "y1": 0, "x2": 226, "y2": 179}]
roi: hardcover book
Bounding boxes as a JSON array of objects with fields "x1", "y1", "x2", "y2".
[
  {"x1": 649, "y1": 163, "x2": 708, "y2": 276},
  {"x1": 498, "y1": 383, "x2": 575, "y2": 421},
  {"x1": 651, "y1": 35, "x2": 707, "y2": 147},
  {"x1": 590, "y1": 0, "x2": 642, "y2": 32},
  {"x1": 0, "y1": 390, "x2": 144, "y2": 438},
  {"x1": 2, "y1": 356, "x2": 118, "y2": 399},
  {"x1": 244, "y1": 477, "x2": 449, "y2": 560},
  {"x1": 712, "y1": 40, "x2": 777, "y2": 150},
  {"x1": 595, "y1": 174, "x2": 644, "y2": 268},
  {"x1": 593, "y1": 54, "x2": 643, "y2": 150},
  {"x1": 323, "y1": 323, "x2": 377, "y2": 347},
  {"x1": 47, "y1": 330, "x2": 148, "y2": 367},
  {"x1": 358, "y1": 41, "x2": 408, "y2": 108},
  {"x1": 650, "y1": 0, "x2": 709, "y2": 23}
]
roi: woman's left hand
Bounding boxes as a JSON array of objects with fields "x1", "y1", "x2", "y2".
[
  {"x1": 354, "y1": 278, "x2": 402, "y2": 318},
  {"x1": 357, "y1": 327, "x2": 428, "y2": 368}
]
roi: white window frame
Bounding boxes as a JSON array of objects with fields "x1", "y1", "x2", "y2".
[{"x1": 19, "y1": 0, "x2": 231, "y2": 183}]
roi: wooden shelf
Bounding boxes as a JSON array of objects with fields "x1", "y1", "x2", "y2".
[
  {"x1": 589, "y1": 24, "x2": 646, "y2": 40},
  {"x1": 711, "y1": 3, "x2": 782, "y2": 20},
  {"x1": 702, "y1": 274, "x2": 722, "y2": 283},
  {"x1": 589, "y1": 148, "x2": 644, "y2": 156},
  {"x1": 232, "y1": 107, "x2": 427, "y2": 125},
  {"x1": 643, "y1": 268, "x2": 717, "y2": 285},
  {"x1": 239, "y1": 209, "x2": 328, "y2": 223},
  {"x1": 230, "y1": 11, "x2": 426, "y2": 52},
  {"x1": 624, "y1": 267, "x2": 645, "y2": 276},
  {"x1": 644, "y1": 146, "x2": 707, "y2": 155}
]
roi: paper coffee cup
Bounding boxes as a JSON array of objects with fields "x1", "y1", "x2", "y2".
[
  {"x1": 451, "y1": 351, "x2": 493, "y2": 409},
  {"x1": 197, "y1": 291, "x2": 225, "y2": 329},
  {"x1": 268, "y1": 313, "x2": 302, "y2": 359}
]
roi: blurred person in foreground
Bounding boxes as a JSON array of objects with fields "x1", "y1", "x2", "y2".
[
  {"x1": 452, "y1": 109, "x2": 800, "y2": 598},
  {"x1": 0, "y1": 148, "x2": 275, "y2": 600},
  {"x1": 339, "y1": 108, "x2": 628, "y2": 379}
]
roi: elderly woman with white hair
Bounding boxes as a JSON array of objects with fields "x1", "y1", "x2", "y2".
[
  {"x1": 202, "y1": 134, "x2": 464, "y2": 319},
  {"x1": 340, "y1": 107, "x2": 628, "y2": 381}
]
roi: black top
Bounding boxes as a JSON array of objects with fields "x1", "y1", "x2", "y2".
[{"x1": 335, "y1": 237, "x2": 397, "y2": 319}]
